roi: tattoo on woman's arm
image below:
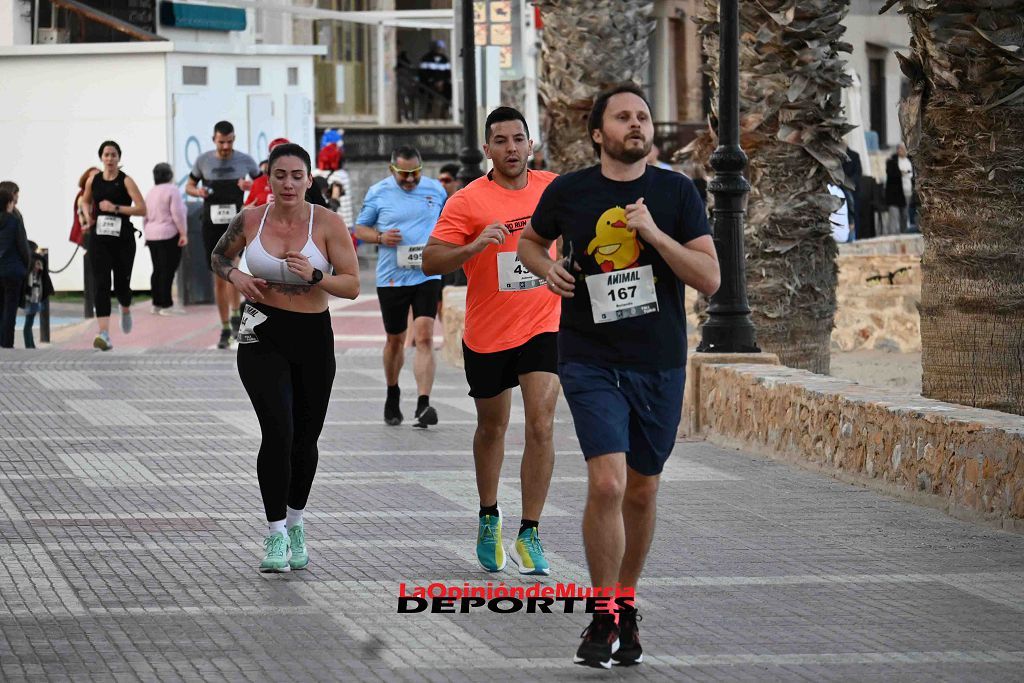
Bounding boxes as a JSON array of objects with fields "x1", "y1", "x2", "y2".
[{"x1": 212, "y1": 213, "x2": 245, "y2": 281}]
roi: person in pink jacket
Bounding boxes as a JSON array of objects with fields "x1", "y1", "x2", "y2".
[{"x1": 144, "y1": 163, "x2": 188, "y2": 314}]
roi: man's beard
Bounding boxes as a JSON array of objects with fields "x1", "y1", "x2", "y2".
[{"x1": 604, "y1": 135, "x2": 651, "y2": 164}]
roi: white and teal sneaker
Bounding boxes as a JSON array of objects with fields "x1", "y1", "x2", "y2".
[
  {"x1": 92, "y1": 331, "x2": 112, "y2": 351},
  {"x1": 512, "y1": 526, "x2": 550, "y2": 575},
  {"x1": 288, "y1": 524, "x2": 309, "y2": 570},
  {"x1": 259, "y1": 531, "x2": 290, "y2": 573},
  {"x1": 476, "y1": 507, "x2": 506, "y2": 572}
]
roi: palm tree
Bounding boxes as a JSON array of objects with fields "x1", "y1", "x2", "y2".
[
  {"x1": 689, "y1": 0, "x2": 852, "y2": 373},
  {"x1": 535, "y1": 0, "x2": 656, "y2": 173},
  {"x1": 881, "y1": 1, "x2": 1024, "y2": 415}
]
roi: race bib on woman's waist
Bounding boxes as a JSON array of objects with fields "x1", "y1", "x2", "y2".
[
  {"x1": 496, "y1": 251, "x2": 544, "y2": 291},
  {"x1": 236, "y1": 304, "x2": 268, "y2": 344},
  {"x1": 396, "y1": 244, "x2": 425, "y2": 268},
  {"x1": 586, "y1": 265, "x2": 659, "y2": 324},
  {"x1": 95, "y1": 215, "x2": 121, "y2": 237}
]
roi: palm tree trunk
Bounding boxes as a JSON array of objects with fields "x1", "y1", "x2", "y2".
[
  {"x1": 883, "y1": 1, "x2": 1024, "y2": 415},
  {"x1": 693, "y1": 0, "x2": 852, "y2": 373},
  {"x1": 535, "y1": 0, "x2": 656, "y2": 173}
]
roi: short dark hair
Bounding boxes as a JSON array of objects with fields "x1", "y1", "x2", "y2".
[
  {"x1": 97, "y1": 140, "x2": 122, "y2": 159},
  {"x1": 214, "y1": 120, "x2": 234, "y2": 136},
  {"x1": 587, "y1": 82, "x2": 652, "y2": 157},
  {"x1": 391, "y1": 146, "x2": 421, "y2": 164},
  {"x1": 0, "y1": 188, "x2": 14, "y2": 213},
  {"x1": 0, "y1": 180, "x2": 18, "y2": 195},
  {"x1": 268, "y1": 142, "x2": 311, "y2": 173},
  {"x1": 439, "y1": 163, "x2": 460, "y2": 177},
  {"x1": 153, "y1": 163, "x2": 174, "y2": 185},
  {"x1": 484, "y1": 106, "x2": 529, "y2": 142}
]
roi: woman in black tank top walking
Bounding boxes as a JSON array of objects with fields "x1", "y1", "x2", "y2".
[
  {"x1": 211, "y1": 143, "x2": 360, "y2": 573},
  {"x1": 81, "y1": 140, "x2": 146, "y2": 351}
]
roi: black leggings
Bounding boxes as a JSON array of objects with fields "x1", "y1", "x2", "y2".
[
  {"x1": 236, "y1": 302, "x2": 335, "y2": 522},
  {"x1": 90, "y1": 235, "x2": 136, "y2": 318}
]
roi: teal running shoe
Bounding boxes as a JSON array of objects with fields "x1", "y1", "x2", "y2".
[
  {"x1": 259, "y1": 531, "x2": 290, "y2": 573},
  {"x1": 512, "y1": 526, "x2": 550, "y2": 576},
  {"x1": 476, "y1": 507, "x2": 506, "y2": 572},
  {"x1": 288, "y1": 524, "x2": 309, "y2": 570},
  {"x1": 93, "y1": 332, "x2": 112, "y2": 351}
]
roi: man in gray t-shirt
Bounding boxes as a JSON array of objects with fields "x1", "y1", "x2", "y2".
[{"x1": 185, "y1": 120, "x2": 261, "y2": 349}]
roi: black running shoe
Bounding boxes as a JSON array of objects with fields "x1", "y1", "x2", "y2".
[
  {"x1": 573, "y1": 614, "x2": 619, "y2": 669},
  {"x1": 217, "y1": 328, "x2": 231, "y2": 349},
  {"x1": 413, "y1": 405, "x2": 438, "y2": 429},
  {"x1": 612, "y1": 608, "x2": 643, "y2": 666},
  {"x1": 230, "y1": 312, "x2": 242, "y2": 338},
  {"x1": 384, "y1": 397, "x2": 403, "y2": 426}
]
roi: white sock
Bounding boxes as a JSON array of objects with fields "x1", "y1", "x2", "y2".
[
  {"x1": 286, "y1": 507, "x2": 304, "y2": 529},
  {"x1": 268, "y1": 519, "x2": 287, "y2": 537}
]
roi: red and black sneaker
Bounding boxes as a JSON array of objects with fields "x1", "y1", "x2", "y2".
[
  {"x1": 613, "y1": 607, "x2": 643, "y2": 666},
  {"x1": 573, "y1": 613, "x2": 620, "y2": 669}
]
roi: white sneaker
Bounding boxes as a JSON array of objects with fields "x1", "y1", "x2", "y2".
[{"x1": 158, "y1": 307, "x2": 187, "y2": 316}]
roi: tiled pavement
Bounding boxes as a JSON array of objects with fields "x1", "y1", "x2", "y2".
[{"x1": 2, "y1": 291, "x2": 1024, "y2": 681}]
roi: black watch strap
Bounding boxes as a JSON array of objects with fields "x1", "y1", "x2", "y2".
[{"x1": 308, "y1": 268, "x2": 323, "y2": 285}]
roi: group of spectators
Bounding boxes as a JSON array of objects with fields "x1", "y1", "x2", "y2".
[{"x1": 0, "y1": 180, "x2": 52, "y2": 348}]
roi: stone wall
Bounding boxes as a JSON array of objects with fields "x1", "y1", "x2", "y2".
[
  {"x1": 696, "y1": 362, "x2": 1024, "y2": 530},
  {"x1": 832, "y1": 236, "x2": 923, "y2": 352}
]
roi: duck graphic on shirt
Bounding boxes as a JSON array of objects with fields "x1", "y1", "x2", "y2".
[{"x1": 586, "y1": 205, "x2": 643, "y2": 272}]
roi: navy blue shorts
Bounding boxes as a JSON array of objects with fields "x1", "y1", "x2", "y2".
[{"x1": 558, "y1": 362, "x2": 685, "y2": 476}]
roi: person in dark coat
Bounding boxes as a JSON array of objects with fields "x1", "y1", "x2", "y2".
[
  {"x1": 0, "y1": 185, "x2": 30, "y2": 348},
  {"x1": 884, "y1": 143, "x2": 913, "y2": 235},
  {"x1": 842, "y1": 147, "x2": 862, "y2": 239}
]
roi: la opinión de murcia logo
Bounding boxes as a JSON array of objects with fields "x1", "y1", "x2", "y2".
[{"x1": 397, "y1": 582, "x2": 635, "y2": 614}]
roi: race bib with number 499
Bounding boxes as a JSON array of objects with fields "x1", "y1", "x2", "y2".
[{"x1": 396, "y1": 244, "x2": 425, "y2": 268}]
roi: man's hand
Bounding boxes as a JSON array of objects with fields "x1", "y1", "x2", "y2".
[
  {"x1": 229, "y1": 270, "x2": 268, "y2": 301},
  {"x1": 546, "y1": 259, "x2": 579, "y2": 298},
  {"x1": 624, "y1": 198, "x2": 662, "y2": 245},
  {"x1": 471, "y1": 222, "x2": 510, "y2": 254},
  {"x1": 380, "y1": 229, "x2": 402, "y2": 247}
]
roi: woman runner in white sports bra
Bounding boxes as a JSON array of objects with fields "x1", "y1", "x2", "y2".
[{"x1": 211, "y1": 143, "x2": 359, "y2": 573}]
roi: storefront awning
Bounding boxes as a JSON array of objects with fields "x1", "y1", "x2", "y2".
[{"x1": 175, "y1": 1, "x2": 454, "y2": 30}]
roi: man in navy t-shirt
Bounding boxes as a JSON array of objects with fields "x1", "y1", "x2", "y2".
[{"x1": 518, "y1": 83, "x2": 721, "y2": 669}]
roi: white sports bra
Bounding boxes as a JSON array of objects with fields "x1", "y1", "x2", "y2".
[{"x1": 246, "y1": 203, "x2": 332, "y2": 285}]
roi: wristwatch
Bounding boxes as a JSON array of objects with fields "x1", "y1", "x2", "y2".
[{"x1": 307, "y1": 268, "x2": 323, "y2": 285}]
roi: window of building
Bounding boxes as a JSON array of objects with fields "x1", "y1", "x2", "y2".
[
  {"x1": 182, "y1": 66, "x2": 208, "y2": 86},
  {"x1": 288, "y1": 67, "x2": 299, "y2": 86},
  {"x1": 868, "y1": 56, "x2": 887, "y2": 148},
  {"x1": 237, "y1": 67, "x2": 261, "y2": 86}
]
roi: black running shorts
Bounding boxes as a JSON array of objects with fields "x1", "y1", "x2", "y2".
[
  {"x1": 376, "y1": 280, "x2": 442, "y2": 334},
  {"x1": 462, "y1": 331, "x2": 558, "y2": 399}
]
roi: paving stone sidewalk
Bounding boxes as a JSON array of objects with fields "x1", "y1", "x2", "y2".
[{"x1": 1, "y1": 344, "x2": 1023, "y2": 682}]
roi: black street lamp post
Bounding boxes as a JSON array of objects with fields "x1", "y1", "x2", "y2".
[
  {"x1": 457, "y1": 0, "x2": 485, "y2": 184},
  {"x1": 696, "y1": 0, "x2": 759, "y2": 353}
]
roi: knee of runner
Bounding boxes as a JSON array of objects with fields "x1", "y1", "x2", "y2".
[
  {"x1": 624, "y1": 476, "x2": 660, "y2": 505},
  {"x1": 475, "y1": 417, "x2": 509, "y2": 441},
  {"x1": 523, "y1": 417, "x2": 554, "y2": 446},
  {"x1": 588, "y1": 469, "x2": 626, "y2": 502}
]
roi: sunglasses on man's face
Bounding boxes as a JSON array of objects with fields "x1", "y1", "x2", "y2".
[
  {"x1": 391, "y1": 165, "x2": 422, "y2": 178},
  {"x1": 438, "y1": 175, "x2": 455, "y2": 184}
]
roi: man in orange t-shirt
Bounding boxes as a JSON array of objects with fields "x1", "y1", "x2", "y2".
[{"x1": 423, "y1": 106, "x2": 560, "y2": 577}]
